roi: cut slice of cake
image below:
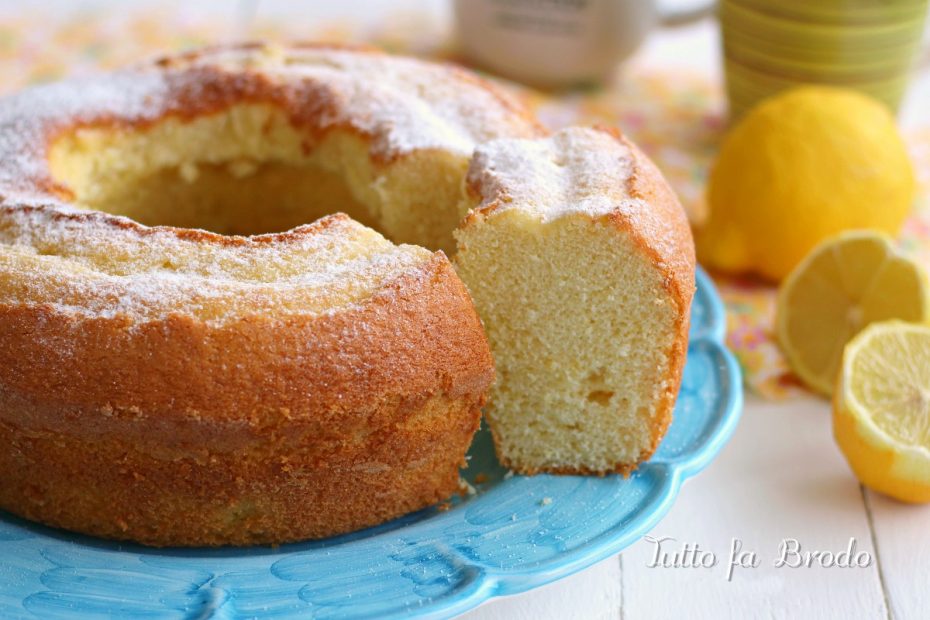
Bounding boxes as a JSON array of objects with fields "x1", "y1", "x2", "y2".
[{"x1": 454, "y1": 126, "x2": 695, "y2": 475}]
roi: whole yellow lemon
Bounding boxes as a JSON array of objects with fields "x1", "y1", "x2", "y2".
[{"x1": 699, "y1": 86, "x2": 915, "y2": 281}]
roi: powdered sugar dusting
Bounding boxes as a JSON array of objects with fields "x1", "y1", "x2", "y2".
[
  {"x1": 249, "y1": 45, "x2": 541, "y2": 156},
  {"x1": 0, "y1": 71, "x2": 168, "y2": 199},
  {"x1": 465, "y1": 126, "x2": 695, "y2": 296},
  {"x1": 0, "y1": 206, "x2": 432, "y2": 324},
  {"x1": 466, "y1": 127, "x2": 642, "y2": 221},
  {"x1": 0, "y1": 43, "x2": 542, "y2": 325}
]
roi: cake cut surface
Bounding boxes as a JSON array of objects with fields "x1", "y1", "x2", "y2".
[{"x1": 455, "y1": 127, "x2": 695, "y2": 474}]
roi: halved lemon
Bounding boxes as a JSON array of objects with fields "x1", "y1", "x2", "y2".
[
  {"x1": 834, "y1": 321, "x2": 930, "y2": 503},
  {"x1": 776, "y1": 231, "x2": 930, "y2": 395}
]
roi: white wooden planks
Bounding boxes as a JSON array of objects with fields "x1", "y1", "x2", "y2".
[
  {"x1": 469, "y1": 397, "x2": 901, "y2": 619},
  {"x1": 866, "y1": 490, "x2": 930, "y2": 620},
  {"x1": 620, "y1": 397, "x2": 888, "y2": 619}
]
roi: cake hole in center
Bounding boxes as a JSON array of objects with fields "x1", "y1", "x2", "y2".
[
  {"x1": 67, "y1": 158, "x2": 381, "y2": 236},
  {"x1": 45, "y1": 103, "x2": 467, "y2": 253}
]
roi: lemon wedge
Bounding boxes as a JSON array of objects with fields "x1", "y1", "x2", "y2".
[
  {"x1": 834, "y1": 321, "x2": 930, "y2": 503},
  {"x1": 776, "y1": 231, "x2": 930, "y2": 395}
]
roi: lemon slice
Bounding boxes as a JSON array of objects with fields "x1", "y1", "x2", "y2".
[
  {"x1": 834, "y1": 321, "x2": 930, "y2": 503},
  {"x1": 776, "y1": 231, "x2": 930, "y2": 395}
]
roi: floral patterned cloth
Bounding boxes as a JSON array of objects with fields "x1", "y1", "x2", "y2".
[{"x1": 1, "y1": 5, "x2": 927, "y2": 399}]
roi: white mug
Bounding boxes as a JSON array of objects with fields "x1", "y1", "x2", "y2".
[{"x1": 454, "y1": 0, "x2": 714, "y2": 88}]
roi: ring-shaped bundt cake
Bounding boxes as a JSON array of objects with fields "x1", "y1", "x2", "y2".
[{"x1": 0, "y1": 43, "x2": 694, "y2": 546}]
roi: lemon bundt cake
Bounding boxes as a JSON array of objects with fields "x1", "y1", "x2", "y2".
[
  {"x1": 0, "y1": 43, "x2": 539, "y2": 546},
  {"x1": 456, "y1": 126, "x2": 695, "y2": 474},
  {"x1": 0, "y1": 43, "x2": 694, "y2": 545}
]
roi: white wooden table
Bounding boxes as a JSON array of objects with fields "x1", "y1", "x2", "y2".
[
  {"x1": 4, "y1": 1, "x2": 928, "y2": 617},
  {"x1": 469, "y1": 396, "x2": 930, "y2": 620}
]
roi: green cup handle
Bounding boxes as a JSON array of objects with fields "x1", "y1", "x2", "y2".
[{"x1": 659, "y1": 0, "x2": 716, "y2": 27}]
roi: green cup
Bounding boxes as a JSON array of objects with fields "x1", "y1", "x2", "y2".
[
  {"x1": 725, "y1": 58, "x2": 910, "y2": 118},
  {"x1": 720, "y1": 0, "x2": 929, "y2": 120},
  {"x1": 722, "y1": 24, "x2": 923, "y2": 66},
  {"x1": 733, "y1": 0, "x2": 928, "y2": 25},
  {"x1": 725, "y1": 36, "x2": 921, "y2": 81}
]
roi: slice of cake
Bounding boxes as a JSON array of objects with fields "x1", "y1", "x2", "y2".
[{"x1": 454, "y1": 126, "x2": 695, "y2": 474}]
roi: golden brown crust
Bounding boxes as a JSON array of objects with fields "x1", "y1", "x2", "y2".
[
  {"x1": 603, "y1": 126, "x2": 695, "y2": 471},
  {"x1": 0, "y1": 254, "x2": 494, "y2": 546},
  {"x1": 150, "y1": 41, "x2": 545, "y2": 141},
  {"x1": 0, "y1": 43, "x2": 533, "y2": 545},
  {"x1": 0, "y1": 394, "x2": 479, "y2": 546}
]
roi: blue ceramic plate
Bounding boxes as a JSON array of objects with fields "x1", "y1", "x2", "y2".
[{"x1": 0, "y1": 268, "x2": 741, "y2": 620}]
